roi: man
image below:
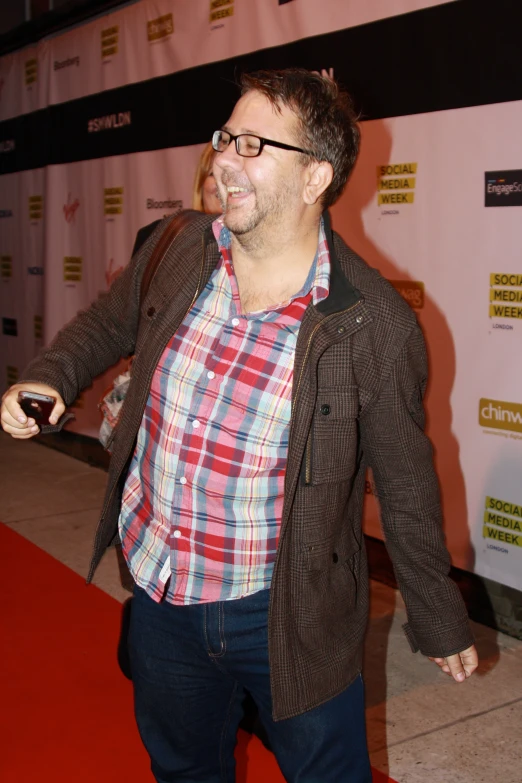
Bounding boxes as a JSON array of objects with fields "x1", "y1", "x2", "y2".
[{"x1": 1, "y1": 69, "x2": 477, "y2": 782}]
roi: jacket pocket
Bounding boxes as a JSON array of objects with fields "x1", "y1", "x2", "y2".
[{"x1": 306, "y1": 387, "x2": 360, "y2": 485}]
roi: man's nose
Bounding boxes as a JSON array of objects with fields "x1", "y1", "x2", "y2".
[{"x1": 215, "y1": 141, "x2": 244, "y2": 171}]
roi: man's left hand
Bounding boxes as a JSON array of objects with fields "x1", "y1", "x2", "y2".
[{"x1": 428, "y1": 644, "x2": 478, "y2": 682}]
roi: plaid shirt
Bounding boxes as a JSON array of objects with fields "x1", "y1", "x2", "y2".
[{"x1": 119, "y1": 217, "x2": 330, "y2": 604}]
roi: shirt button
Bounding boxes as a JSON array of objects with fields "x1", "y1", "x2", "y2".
[
  {"x1": 173, "y1": 530, "x2": 181, "y2": 539},
  {"x1": 179, "y1": 477, "x2": 187, "y2": 485},
  {"x1": 231, "y1": 317, "x2": 240, "y2": 327},
  {"x1": 207, "y1": 371, "x2": 215, "y2": 379},
  {"x1": 192, "y1": 419, "x2": 200, "y2": 429}
]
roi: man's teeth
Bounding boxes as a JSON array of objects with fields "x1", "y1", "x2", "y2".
[{"x1": 227, "y1": 186, "x2": 248, "y2": 193}]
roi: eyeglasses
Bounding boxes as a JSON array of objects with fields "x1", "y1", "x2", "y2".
[{"x1": 212, "y1": 129, "x2": 315, "y2": 158}]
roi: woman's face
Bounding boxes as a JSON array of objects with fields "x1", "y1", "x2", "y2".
[{"x1": 202, "y1": 172, "x2": 222, "y2": 215}]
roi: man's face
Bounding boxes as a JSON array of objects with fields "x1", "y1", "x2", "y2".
[{"x1": 213, "y1": 91, "x2": 308, "y2": 237}]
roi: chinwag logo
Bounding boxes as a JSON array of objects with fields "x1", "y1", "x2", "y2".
[
  {"x1": 104, "y1": 187, "x2": 124, "y2": 216},
  {"x1": 485, "y1": 170, "x2": 522, "y2": 208},
  {"x1": 483, "y1": 495, "x2": 522, "y2": 549},
  {"x1": 389, "y1": 280, "x2": 424, "y2": 310},
  {"x1": 479, "y1": 399, "x2": 522, "y2": 438},
  {"x1": 101, "y1": 25, "x2": 119, "y2": 59},
  {"x1": 2, "y1": 317, "x2": 17, "y2": 336},
  {"x1": 1, "y1": 255, "x2": 12, "y2": 279},
  {"x1": 147, "y1": 13, "x2": 174, "y2": 42},
  {"x1": 6, "y1": 365, "x2": 19, "y2": 386},
  {"x1": 88, "y1": 112, "x2": 131, "y2": 133},
  {"x1": 63, "y1": 256, "x2": 82, "y2": 282},
  {"x1": 210, "y1": 0, "x2": 234, "y2": 23},
  {"x1": 489, "y1": 273, "x2": 522, "y2": 321},
  {"x1": 29, "y1": 195, "x2": 43, "y2": 221},
  {"x1": 377, "y1": 163, "x2": 417, "y2": 208},
  {"x1": 34, "y1": 315, "x2": 43, "y2": 340},
  {"x1": 25, "y1": 58, "x2": 37, "y2": 86},
  {"x1": 0, "y1": 209, "x2": 13, "y2": 218}
]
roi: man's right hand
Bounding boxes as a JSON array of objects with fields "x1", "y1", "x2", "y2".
[{"x1": 1, "y1": 383, "x2": 65, "y2": 439}]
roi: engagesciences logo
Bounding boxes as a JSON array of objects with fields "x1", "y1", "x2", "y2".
[
  {"x1": 29, "y1": 195, "x2": 43, "y2": 221},
  {"x1": 88, "y1": 112, "x2": 131, "y2": 133},
  {"x1": 1, "y1": 255, "x2": 12, "y2": 279},
  {"x1": 377, "y1": 163, "x2": 417, "y2": 210},
  {"x1": 485, "y1": 170, "x2": 522, "y2": 207},
  {"x1": 489, "y1": 273, "x2": 522, "y2": 323},
  {"x1": 389, "y1": 280, "x2": 424, "y2": 309},
  {"x1": 63, "y1": 193, "x2": 80, "y2": 224},
  {"x1": 101, "y1": 26, "x2": 119, "y2": 59},
  {"x1": 147, "y1": 13, "x2": 174, "y2": 42},
  {"x1": 2, "y1": 317, "x2": 17, "y2": 337},
  {"x1": 104, "y1": 187, "x2": 124, "y2": 217},
  {"x1": 54, "y1": 56, "x2": 80, "y2": 71},
  {"x1": 146, "y1": 197, "x2": 183, "y2": 215},
  {"x1": 0, "y1": 209, "x2": 13, "y2": 218},
  {"x1": 25, "y1": 58, "x2": 37, "y2": 86},
  {"x1": 483, "y1": 495, "x2": 522, "y2": 550},
  {"x1": 479, "y1": 398, "x2": 522, "y2": 437},
  {"x1": 63, "y1": 256, "x2": 82, "y2": 283},
  {"x1": 28, "y1": 266, "x2": 44, "y2": 275},
  {"x1": 210, "y1": 0, "x2": 234, "y2": 23}
]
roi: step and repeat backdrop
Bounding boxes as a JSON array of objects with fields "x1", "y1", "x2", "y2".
[{"x1": 1, "y1": 0, "x2": 521, "y2": 590}]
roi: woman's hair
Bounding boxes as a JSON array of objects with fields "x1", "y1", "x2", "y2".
[{"x1": 192, "y1": 142, "x2": 216, "y2": 211}]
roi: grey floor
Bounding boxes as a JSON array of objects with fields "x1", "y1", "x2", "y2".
[{"x1": 1, "y1": 431, "x2": 521, "y2": 782}]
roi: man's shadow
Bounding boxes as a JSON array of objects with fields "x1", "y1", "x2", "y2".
[{"x1": 330, "y1": 117, "x2": 487, "y2": 773}]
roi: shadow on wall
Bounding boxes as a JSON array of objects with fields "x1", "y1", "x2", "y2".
[{"x1": 330, "y1": 117, "x2": 477, "y2": 774}]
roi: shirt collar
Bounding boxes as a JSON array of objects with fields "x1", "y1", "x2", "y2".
[{"x1": 211, "y1": 215, "x2": 330, "y2": 307}]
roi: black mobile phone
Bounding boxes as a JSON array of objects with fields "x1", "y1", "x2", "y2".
[{"x1": 17, "y1": 391, "x2": 57, "y2": 425}]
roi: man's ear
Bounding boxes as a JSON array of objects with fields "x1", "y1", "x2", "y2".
[{"x1": 303, "y1": 161, "x2": 334, "y2": 206}]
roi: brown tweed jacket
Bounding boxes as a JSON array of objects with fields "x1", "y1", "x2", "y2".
[{"x1": 21, "y1": 210, "x2": 473, "y2": 720}]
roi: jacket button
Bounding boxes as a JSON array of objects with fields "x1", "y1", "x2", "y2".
[
  {"x1": 320, "y1": 404, "x2": 331, "y2": 415},
  {"x1": 332, "y1": 552, "x2": 339, "y2": 563},
  {"x1": 356, "y1": 315, "x2": 363, "y2": 324},
  {"x1": 147, "y1": 306, "x2": 155, "y2": 317},
  {"x1": 337, "y1": 326, "x2": 345, "y2": 334}
]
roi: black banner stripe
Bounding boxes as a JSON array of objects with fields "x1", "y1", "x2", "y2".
[{"x1": 1, "y1": 1, "x2": 521, "y2": 175}]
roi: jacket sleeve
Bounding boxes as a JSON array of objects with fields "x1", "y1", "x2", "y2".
[
  {"x1": 359, "y1": 322, "x2": 474, "y2": 658},
  {"x1": 18, "y1": 222, "x2": 163, "y2": 407}
]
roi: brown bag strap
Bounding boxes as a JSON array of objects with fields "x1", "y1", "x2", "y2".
[{"x1": 139, "y1": 209, "x2": 204, "y2": 304}]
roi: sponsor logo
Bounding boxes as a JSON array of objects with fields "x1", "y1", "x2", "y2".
[
  {"x1": 483, "y1": 495, "x2": 522, "y2": 549},
  {"x1": 25, "y1": 58, "x2": 37, "y2": 86},
  {"x1": 54, "y1": 56, "x2": 80, "y2": 71},
  {"x1": 485, "y1": 170, "x2": 522, "y2": 207},
  {"x1": 147, "y1": 13, "x2": 174, "y2": 42},
  {"x1": 2, "y1": 317, "x2": 17, "y2": 337},
  {"x1": 1, "y1": 255, "x2": 12, "y2": 279},
  {"x1": 489, "y1": 272, "x2": 522, "y2": 321},
  {"x1": 389, "y1": 280, "x2": 424, "y2": 310},
  {"x1": 0, "y1": 139, "x2": 15, "y2": 153},
  {"x1": 0, "y1": 209, "x2": 13, "y2": 218},
  {"x1": 101, "y1": 25, "x2": 119, "y2": 59},
  {"x1": 377, "y1": 163, "x2": 417, "y2": 207},
  {"x1": 106, "y1": 257, "x2": 124, "y2": 288},
  {"x1": 27, "y1": 266, "x2": 44, "y2": 275},
  {"x1": 88, "y1": 112, "x2": 132, "y2": 133},
  {"x1": 29, "y1": 195, "x2": 43, "y2": 221},
  {"x1": 6, "y1": 365, "x2": 19, "y2": 386},
  {"x1": 479, "y1": 399, "x2": 522, "y2": 435},
  {"x1": 104, "y1": 187, "x2": 123, "y2": 216},
  {"x1": 34, "y1": 315, "x2": 43, "y2": 340},
  {"x1": 146, "y1": 197, "x2": 183, "y2": 214},
  {"x1": 63, "y1": 193, "x2": 80, "y2": 224},
  {"x1": 210, "y1": 0, "x2": 234, "y2": 23},
  {"x1": 63, "y1": 256, "x2": 82, "y2": 282}
]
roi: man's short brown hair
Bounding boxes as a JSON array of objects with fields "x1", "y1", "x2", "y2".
[{"x1": 240, "y1": 68, "x2": 360, "y2": 209}]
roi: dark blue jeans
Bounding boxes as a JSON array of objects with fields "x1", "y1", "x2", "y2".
[{"x1": 129, "y1": 585, "x2": 372, "y2": 783}]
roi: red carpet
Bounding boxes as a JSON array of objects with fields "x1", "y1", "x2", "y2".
[{"x1": 0, "y1": 523, "x2": 396, "y2": 782}]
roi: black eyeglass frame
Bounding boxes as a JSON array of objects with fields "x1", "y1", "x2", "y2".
[{"x1": 212, "y1": 129, "x2": 315, "y2": 158}]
